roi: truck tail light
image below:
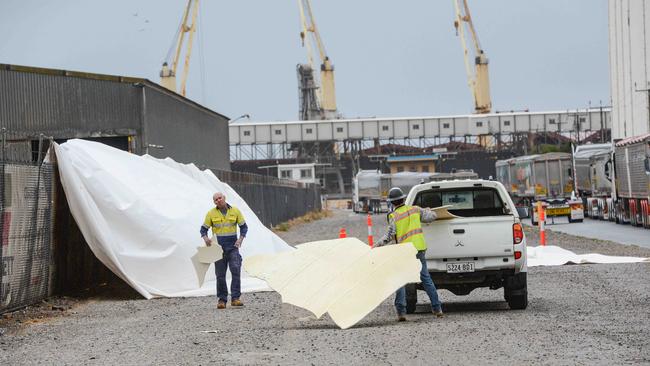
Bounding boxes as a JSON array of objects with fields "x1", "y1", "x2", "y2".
[
  {"x1": 513, "y1": 223, "x2": 524, "y2": 244},
  {"x1": 514, "y1": 251, "x2": 522, "y2": 260}
]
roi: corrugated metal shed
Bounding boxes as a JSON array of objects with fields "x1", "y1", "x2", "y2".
[{"x1": 0, "y1": 64, "x2": 230, "y2": 170}]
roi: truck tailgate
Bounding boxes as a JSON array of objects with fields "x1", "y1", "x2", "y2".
[{"x1": 422, "y1": 216, "x2": 515, "y2": 259}]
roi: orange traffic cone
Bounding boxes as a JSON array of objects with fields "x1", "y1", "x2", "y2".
[
  {"x1": 339, "y1": 228, "x2": 347, "y2": 238},
  {"x1": 367, "y1": 214, "x2": 374, "y2": 248}
]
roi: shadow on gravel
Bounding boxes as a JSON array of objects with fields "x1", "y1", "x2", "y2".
[
  {"x1": 285, "y1": 318, "x2": 402, "y2": 330},
  {"x1": 420, "y1": 300, "x2": 510, "y2": 313},
  {"x1": 73, "y1": 281, "x2": 142, "y2": 301}
]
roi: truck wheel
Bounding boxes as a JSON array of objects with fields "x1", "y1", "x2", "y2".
[
  {"x1": 504, "y1": 273, "x2": 528, "y2": 310},
  {"x1": 405, "y1": 283, "x2": 417, "y2": 314},
  {"x1": 506, "y1": 290, "x2": 528, "y2": 310}
]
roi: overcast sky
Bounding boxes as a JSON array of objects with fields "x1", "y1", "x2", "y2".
[{"x1": 0, "y1": 0, "x2": 609, "y2": 121}]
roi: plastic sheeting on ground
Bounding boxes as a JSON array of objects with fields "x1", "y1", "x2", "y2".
[
  {"x1": 53, "y1": 139, "x2": 293, "y2": 299},
  {"x1": 243, "y1": 238, "x2": 421, "y2": 329},
  {"x1": 527, "y1": 245, "x2": 649, "y2": 267}
]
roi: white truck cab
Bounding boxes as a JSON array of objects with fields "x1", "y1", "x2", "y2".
[{"x1": 404, "y1": 179, "x2": 528, "y2": 312}]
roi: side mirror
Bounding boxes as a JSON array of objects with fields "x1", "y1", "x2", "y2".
[
  {"x1": 605, "y1": 161, "x2": 612, "y2": 181},
  {"x1": 516, "y1": 207, "x2": 529, "y2": 218}
]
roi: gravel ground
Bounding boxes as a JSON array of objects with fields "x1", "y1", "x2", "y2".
[{"x1": 1, "y1": 209, "x2": 649, "y2": 365}]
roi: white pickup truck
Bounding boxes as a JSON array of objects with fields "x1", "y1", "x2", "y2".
[{"x1": 404, "y1": 179, "x2": 528, "y2": 312}]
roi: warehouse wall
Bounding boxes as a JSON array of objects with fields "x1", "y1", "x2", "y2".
[
  {"x1": 609, "y1": 0, "x2": 650, "y2": 139},
  {"x1": 142, "y1": 87, "x2": 230, "y2": 171}
]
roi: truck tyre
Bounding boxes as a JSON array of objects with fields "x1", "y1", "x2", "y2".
[
  {"x1": 405, "y1": 283, "x2": 417, "y2": 314},
  {"x1": 504, "y1": 273, "x2": 528, "y2": 310},
  {"x1": 506, "y1": 290, "x2": 528, "y2": 310}
]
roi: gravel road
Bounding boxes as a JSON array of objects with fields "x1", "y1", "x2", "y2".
[{"x1": 2, "y1": 209, "x2": 649, "y2": 365}]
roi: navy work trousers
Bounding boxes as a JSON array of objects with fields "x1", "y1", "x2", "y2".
[{"x1": 215, "y1": 248, "x2": 242, "y2": 302}]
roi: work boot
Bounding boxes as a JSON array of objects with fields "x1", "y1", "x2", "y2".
[
  {"x1": 432, "y1": 309, "x2": 444, "y2": 318},
  {"x1": 217, "y1": 300, "x2": 226, "y2": 309},
  {"x1": 231, "y1": 298, "x2": 244, "y2": 307},
  {"x1": 397, "y1": 314, "x2": 406, "y2": 322}
]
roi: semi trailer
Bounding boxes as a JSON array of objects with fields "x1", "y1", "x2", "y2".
[
  {"x1": 612, "y1": 133, "x2": 650, "y2": 228},
  {"x1": 571, "y1": 133, "x2": 650, "y2": 229},
  {"x1": 495, "y1": 152, "x2": 584, "y2": 224},
  {"x1": 573, "y1": 143, "x2": 615, "y2": 220}
]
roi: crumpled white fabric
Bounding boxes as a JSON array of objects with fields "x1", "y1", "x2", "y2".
[
  {"x1": 244, "y1": 238, "x2": 421, "y2": 329},
  {"x1": 527, "y1": 245, "x2": 649, "y2": 267},
  {"x1": 53, "y1": 139, "x2": 293, "y2": 299}
]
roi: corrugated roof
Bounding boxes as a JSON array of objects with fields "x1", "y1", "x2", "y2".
[
  {"x1": 0, "y1": 63, "x2": 228, "y2": 120},
  {"x1": 615, "y1": 133, "x2": 650, "y2": 147}
]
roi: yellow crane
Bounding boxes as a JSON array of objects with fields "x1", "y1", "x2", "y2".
[
  {"x1": 453, "y1": 0, "x2": 492, "y2": 114},
  {"x1": 160, "y1": 0, "x2": 200, "y2": 97},
  {"x1": 298, "y1": 0, "x2": 338, "y2": 119}
]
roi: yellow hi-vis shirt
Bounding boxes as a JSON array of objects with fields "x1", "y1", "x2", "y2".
[
  {"x1": 203, "y1": 205, "x2": 246, "y2": 238},
  {"x1": 389, "y1": 204, "x2": 426, "y2": 251}
]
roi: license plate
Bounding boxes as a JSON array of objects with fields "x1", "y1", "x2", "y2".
[
  {"x1": 446, "y1": 262, "x2": 475, "y2": 273},
  {"x1": 546, "y1": 207, "x2": 570, "y2": 216}
]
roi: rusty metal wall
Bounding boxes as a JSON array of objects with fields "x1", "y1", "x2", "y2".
[{"x1": 142, "y1": 87, "x2": 230, "y2": 171}]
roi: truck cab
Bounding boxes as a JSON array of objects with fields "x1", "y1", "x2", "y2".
[{"x1": 404, "y1": 179, "x2": 528, "y2": 312}]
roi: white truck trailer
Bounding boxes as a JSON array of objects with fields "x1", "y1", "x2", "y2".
[{"x1": 613, "y1": 133, "x2": 650, "y2": 228}]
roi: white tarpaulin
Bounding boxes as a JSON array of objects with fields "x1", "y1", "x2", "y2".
[
  {"x1": 527, "y1": 245, "x2": 649, "y2": 267},
  {"x1": 244, "y1": 238, "x2": 421, "y2": 329},
  {"x1": 53, "y1": 139, "x2": 293, "y2": 299}
]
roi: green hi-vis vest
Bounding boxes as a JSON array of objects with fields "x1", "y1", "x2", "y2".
[{"x1": 389, "y1": 205, "x2": 426, "y2": 251}]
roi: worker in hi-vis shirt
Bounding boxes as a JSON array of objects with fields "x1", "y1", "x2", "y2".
[
  {"x1": 377, "y1": 187, "x2": 443, "y2": 321},
  {"x1": 200, "y1": 192, "x2": 248, "y2": 309}
]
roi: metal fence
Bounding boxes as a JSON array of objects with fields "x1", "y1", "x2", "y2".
[
  {"x1": 212, "y1": 169, "x2": 322, "y2": 227},
  {"x1": 1, "y1": 132, "x2": 55, "y2": 313}
]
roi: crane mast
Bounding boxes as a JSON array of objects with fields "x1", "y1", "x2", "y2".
[
  {"x1": 160, "y1": 0, "x2": 200, "y2": 97},
  {"x1": 453, "y1": 0, "x2": 491, "y2": 114},
  {"x1": 297, "y1": 0, "x2": 338, "y2": 120}
]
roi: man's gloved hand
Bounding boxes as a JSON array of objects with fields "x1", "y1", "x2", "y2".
[
  {"x1": 202, "y1": 236, "x2": 211, "y2": 246},
  {"x1": 235, "y1": 237, "x2": 244, "y2": 248}
]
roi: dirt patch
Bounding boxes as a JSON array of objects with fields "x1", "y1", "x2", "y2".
[
  {"x1": 0, "y1": 281, "x2": 140, "y2": 336},
  {"x1": 272, "y1": 209, "x2": 332, "y2": 233},
  {"x1": 0, "y1": 297, "x2": 78, "y2": 336}
]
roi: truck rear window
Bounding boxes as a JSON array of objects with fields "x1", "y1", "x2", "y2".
[{"x1": 413, "y1": 187, "x2": 508, "y2": 217}]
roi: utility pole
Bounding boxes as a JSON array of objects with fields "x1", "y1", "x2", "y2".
[{"x1": 599, "y1": 100, "x2": 605, "y2": 143}]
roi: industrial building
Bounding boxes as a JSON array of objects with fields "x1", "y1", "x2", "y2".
[
  {"x1": 609, "y1": 0, "x2": 650, "y2": 139},
  {"x1": 0, "y1": 63, "x2": 230, "y2": 170}
]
